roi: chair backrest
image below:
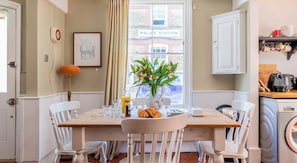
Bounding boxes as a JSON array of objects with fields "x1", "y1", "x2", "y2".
[
  {"x1": 49, "y1": 101, "x2": 80, "y2": 151},
  {"x1": 121, "y1": 114, "x2": 188, "y2": 163},
  {"x1": 221, "y1": 100, "x2": 255, "y2": 153}
]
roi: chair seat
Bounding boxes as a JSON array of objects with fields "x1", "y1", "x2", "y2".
[
  {"x1": 57, "y1": 141, "x2": 107, "y2": 156},
  {"x1": 200, "y1": 141, "x2": 248, "y2": 159}
]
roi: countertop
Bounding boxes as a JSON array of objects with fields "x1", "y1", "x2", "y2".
[{"x1": 259, "y1": 90, "x2": 297, "y2": 98}]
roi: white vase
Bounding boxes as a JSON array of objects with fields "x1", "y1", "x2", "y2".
[{"x1": 146, "y1": 86, "x2": 165, "y2": 109}]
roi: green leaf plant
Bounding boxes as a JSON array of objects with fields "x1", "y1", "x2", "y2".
[{"x1": 130, "y1": 58, "x2": 178, "y2": 97}]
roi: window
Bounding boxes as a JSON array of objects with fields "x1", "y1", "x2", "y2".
[
  {"x1": 0, "y1": 10, "x2": 7, "y2": 93},
  {"x1": 152, "y1": 5, "x2": 167, "y2": 26},
  {"x1": 127, "y1": 0, "x2": 192, "y2": 107},
  {"x1": 150, "y1": 44, "x2": 168, "y2": 53}
]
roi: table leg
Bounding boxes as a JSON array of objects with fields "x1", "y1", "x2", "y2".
[
  {"x1": 212, "y1": 128, "x2": 225, "y2": 163},
  {"x1": 74, "y1": 151, "x2": 85, "y2": 163},
  {"x1": 72, "y1": 127, "x2": 86, "y2": 163}
]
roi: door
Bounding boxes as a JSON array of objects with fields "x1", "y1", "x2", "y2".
[
  {"x1": 212, "y1": 13, "x2": 238, "y2": 74},
  {"x1": 285, "y1": 116, "x2": 297, "y2": 153},
  {"x1": 211, "y1": 10, "x2": 246, "y2": 74},
  {"x1": 0, "y1": 3, "x2": 18, "y2": 159}
]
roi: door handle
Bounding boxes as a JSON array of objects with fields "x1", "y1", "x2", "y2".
[
  {"x1": 7, "y1": 98, "x2": 16, "y2": 106},
  {"x1": 7, "y1": 61, "x2": 16, "y2": 68}
]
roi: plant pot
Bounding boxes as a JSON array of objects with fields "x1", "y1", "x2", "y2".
[{"x1": 146, "y1": 86, "x2": 165, "y2": 109}]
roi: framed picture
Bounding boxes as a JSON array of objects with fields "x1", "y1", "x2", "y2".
[{"x1": 73, "y1": 32, "x2": 102, "y2": 67}]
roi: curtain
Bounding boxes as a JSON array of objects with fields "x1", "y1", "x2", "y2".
[
  {"x1": 0, "y1": 9, "x2": 6, "y2": 19},
  {"x1": 104, "y1": 0, "x2": 129, "y2": 160},
  {"x1": 104, "y1": 0, "x2": 129, "y2": 105}
]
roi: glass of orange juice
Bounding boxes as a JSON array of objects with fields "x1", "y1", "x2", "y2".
[{"x1": 121, "y1": 91, "x2": 131, "y2": 114}]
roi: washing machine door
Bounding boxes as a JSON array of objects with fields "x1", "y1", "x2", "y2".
[{"x1": 285, "y1": 116, "x2": 297, "y2": 153}]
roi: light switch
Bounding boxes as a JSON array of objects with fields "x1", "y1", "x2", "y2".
[{"x1": 44, "y1": 54, "x2": 49, "y2": 62}]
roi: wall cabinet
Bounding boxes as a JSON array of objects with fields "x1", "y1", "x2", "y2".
[{"x1": 211, "y1": 10, "x2": 246, "y2": 74}]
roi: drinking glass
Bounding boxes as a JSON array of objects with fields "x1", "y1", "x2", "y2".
[{"x1": 102, "y1": 105, "x2": 111, "y2": 117}]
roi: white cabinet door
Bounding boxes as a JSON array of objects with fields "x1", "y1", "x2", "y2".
[{"x1": 211, "y1": 10, "x2": 246, "y2": 74}]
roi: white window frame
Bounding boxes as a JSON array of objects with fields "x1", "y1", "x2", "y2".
[{"x1": 129, "y1": 0, "x2": 192, "y2": 109}]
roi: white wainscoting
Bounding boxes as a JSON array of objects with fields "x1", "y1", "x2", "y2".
[
  {"x1": 17, "y1": 92, "x2": 104, "y2": 163},
  {"x1": 17, "y1": 90, "x2": 249, "y2": 162}
]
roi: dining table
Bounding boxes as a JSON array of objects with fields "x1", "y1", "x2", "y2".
[{"x1": 58, "y1": 108, "x2": 240, "y2": 163}]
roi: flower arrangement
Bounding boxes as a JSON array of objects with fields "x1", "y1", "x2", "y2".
[{"x1": 130, "y1": 58, "x2": 178, "y2": 97}]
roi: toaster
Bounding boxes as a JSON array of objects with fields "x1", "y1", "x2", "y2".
[{"x1": 267, "y1": 73, "x2": 295, "y2": 92}]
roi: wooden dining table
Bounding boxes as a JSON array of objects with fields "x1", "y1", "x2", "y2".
[{"x1": 58, "y1": 108, "x2": 240, "y2": 163}]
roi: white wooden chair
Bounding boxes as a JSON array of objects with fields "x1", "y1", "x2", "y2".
[
  {"x1": 132, "y1": 97, "x2": 172, "y2": 155},
  {"x1": 49, "y1": 101, "x2": 107, "y2": 163},
  {"x1": 120, "y1": 114, "x2": 188, "y2": 163},
  {"x1": 197, "y1": 100, "x2": 255, "y2": 163}
]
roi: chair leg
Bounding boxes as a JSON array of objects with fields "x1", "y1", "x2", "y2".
[
  {"x1": 94, "y1": 142, "x2": 108, "y2": 163},
  {"x1": 133, "y1": 142, "x2": 141, "y2": 155},
  {"x1": 241, "y1": 158, "x2": 247, "y2": 163},
  {"x1": 54, "y1": 154, "x2": 60, "y2": 163},
  {"x1": 198, "y1": 142, "x2": 205, "y2": 163},
  {"x1": 72, "y1": 154, "x2": 77, "y2": 163},
  {"x1": 99, "y1": 144, "x2": 108, "y2": 163},
  {"x1": 84, "y1": 154, "x2": 89, "y2": 163},
  {"x1": 233, "y1": 158, "x2": 239, "y2": 163},
  {"x1": 208, "y1": 156, "x2": 213, "y2": 163}
]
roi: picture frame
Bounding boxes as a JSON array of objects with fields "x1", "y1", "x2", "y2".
[{"x1": 73, "y1": 32, "x2": 102, "y2": 67}]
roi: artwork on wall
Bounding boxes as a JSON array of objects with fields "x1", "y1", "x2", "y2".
[{"x1": 73, "y1": 32, "x2": 102, "y2": 67}]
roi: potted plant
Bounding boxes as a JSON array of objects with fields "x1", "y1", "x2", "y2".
[{"x1": 130, "y1": 58, "x2": 178, "y2": 108}]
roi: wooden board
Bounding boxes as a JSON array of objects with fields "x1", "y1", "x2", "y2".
[
  {"x1": 259, "y1": 91, "x2": 297, "y2": 98},
  {"x1": 259, "y1": 64, "x2": 278, "y2": 87}
]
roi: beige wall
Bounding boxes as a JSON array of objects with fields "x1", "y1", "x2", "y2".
[
  {"x1": 192, "y1": 0, "x2": 233, "y2": 90},
  {"x1": 23, "y1": 0, "x2": 38, "y2": 96},
  {"x1": 65, "y1": 0, "x2": 107, "y2": 92},
  {"x1": 65, "y1": 0, "x2": 234, "y2": 93},
  {"x1": 21, "y1": 0, "x2": 65, "y2": 96},
  {"x1": 20, "y1": 0, "x2": 235, "y2": 96},
  {"x1": 37, "y1": 0, "x2": 65, "y2": 95}
]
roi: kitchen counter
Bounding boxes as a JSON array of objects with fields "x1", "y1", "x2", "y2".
[{"x1": 259, "y1": 90, "x2": 297, "y2": 98}]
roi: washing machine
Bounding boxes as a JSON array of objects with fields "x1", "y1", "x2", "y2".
[
  {"x1": 278, "y1": 103, "x2": 297, "y2": 162},
  {"x1": 260, "y1": 97, "x2": 297, "y2": 163}
]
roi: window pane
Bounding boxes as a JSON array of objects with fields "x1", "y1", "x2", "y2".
[
  {"x1": 0, "y1": 11, "x2": 7, "y2": 93},
  {"x1": 127, "y1": 3, "x2": 184, "y2": 105}
]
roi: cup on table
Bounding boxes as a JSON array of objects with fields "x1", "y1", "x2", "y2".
[{"x1": 191, "y1": 108, "x2": 203, "y2": 116}]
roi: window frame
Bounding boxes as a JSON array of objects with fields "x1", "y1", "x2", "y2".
[{"x1": 129, "y1": 0, "x2": 192, "y2": 109}]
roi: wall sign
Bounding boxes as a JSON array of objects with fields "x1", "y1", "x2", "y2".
[{"x1": 51, "y1": 27, "x2": 61, "y2": 43}]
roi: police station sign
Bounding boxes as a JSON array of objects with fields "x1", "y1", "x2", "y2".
[{"x1": 138, "y1": 29, "x2": 180, "y2": 37}]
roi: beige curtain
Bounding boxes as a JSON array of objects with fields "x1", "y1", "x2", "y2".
[
  {"x1": 0, "y1": 9, "x2": 7, "y2": 19},
  {"x1": 104, "y1": 0, "x2": 129, "y2": 160},
  {"x1": 104, "y1": 0, "x2": 129, "y2": 105}
]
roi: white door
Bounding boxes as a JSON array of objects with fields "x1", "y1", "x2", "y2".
[{"x1": 0, "y1": 2, "x2": 19, "y2": 159}]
